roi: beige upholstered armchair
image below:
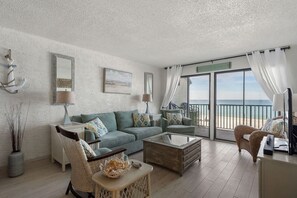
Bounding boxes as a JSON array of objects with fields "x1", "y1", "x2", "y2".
[
  {"x1": 234, "y1": 117, "x2": 285, "y2": 162},
  {"x1": 56, "y1": 126, "x2": 126, "y2": 198}
]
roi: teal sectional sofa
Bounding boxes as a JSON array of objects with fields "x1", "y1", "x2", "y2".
[{"x1": 71, "y1": 110, "x2": 162, "y2": 155}]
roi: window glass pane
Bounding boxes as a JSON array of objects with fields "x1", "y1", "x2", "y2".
[
  {"x1": 189, "y1": 75, "x2": 210, "y2": 137},
  {"x1": 189, "y1": 75, "x2": 209, "y2": 104},
  {"x1": 216, "y1": 71, "x2": 243, "y2": 105},
  {"x1": 245, "y1": 70, "x2": 271, "y2": 105}
]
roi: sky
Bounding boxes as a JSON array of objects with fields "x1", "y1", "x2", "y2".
[{"x1": 189, "y1": 70, "x2": 271, "y2": 102}]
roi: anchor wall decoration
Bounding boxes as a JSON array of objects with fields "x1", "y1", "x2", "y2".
[{"x1": 0, "y1": 49, "x2": 27, "y2": 94}]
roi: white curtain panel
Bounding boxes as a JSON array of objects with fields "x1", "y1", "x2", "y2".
[
  {"x1": 161, "y1": 65, "x2": 183, "y2": 108},
  {"x1": 246, "y1": 48, "x2": 290, "y2": 100}
]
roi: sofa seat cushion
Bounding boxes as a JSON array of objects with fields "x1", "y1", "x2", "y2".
[
  {"x1": 99, "y1": 131, "x2": 135, "y2": 148},
  {"x1": 81, "y1": 112, "x2": 117, "y2": 132},
  {"x1": 122, "y1": 127, "x2": 162, "y2": 140}
]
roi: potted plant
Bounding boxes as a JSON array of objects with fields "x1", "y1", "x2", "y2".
[{"x1": 5, "y1": 103, "x2": 29, "y2": 177}]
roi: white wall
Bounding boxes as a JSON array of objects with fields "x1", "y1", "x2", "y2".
[
  {"x1": 284, "y1": 45, "x2": 297, "y2": 93},
  {"x1": 0, "y1": 27, "x2": 163, "y2": 167}
]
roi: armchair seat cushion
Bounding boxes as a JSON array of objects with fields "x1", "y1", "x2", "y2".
[
  {"x1": 122, "y1": 127, "x2": 162, "y2": 140},
  {"x1": 94, "y1": 147, "x2": 112, "y2": 156},
  {"x1": 167, "y1": 125, "x2": 195, "y2": 135},
  {"x1": 243, "y1": 134, "x2": 250, "y2": 141},
  {"x1": 100, "y1": 131, "x2": 135, "y2": 148}
]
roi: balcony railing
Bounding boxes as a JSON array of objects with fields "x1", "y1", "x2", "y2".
[{"x1": 187, "y1": 104, "x2": 278, "y2": 130}]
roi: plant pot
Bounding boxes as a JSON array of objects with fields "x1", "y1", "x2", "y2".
[{"x1": 8, "y1": 151, "x2": 24, "y2": 177}]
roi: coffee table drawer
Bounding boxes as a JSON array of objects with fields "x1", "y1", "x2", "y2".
[
  {"x1": 183, "y1": 141, "x2": 201, "y2": 155},
  {"x1": 183, "y1": 147, "x2": 201, "y2": 161},
  {"x1": 183, "y1": 153, "x2": 201, "y2": 170}
]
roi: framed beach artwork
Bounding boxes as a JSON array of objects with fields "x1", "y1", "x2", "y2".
[{"x1": 103, "y1": 68, "x2": 132, "y2": 94}]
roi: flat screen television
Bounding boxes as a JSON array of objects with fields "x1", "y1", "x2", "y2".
[
  {"x1": 283, "y1": 88, "x2": 296, "y2": 155},
  {"x1": 273, "y1": 88, "x2": 296, "y2": 154}
]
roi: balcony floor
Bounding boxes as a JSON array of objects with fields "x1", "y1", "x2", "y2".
[{"x1": 195, "y1": 126, "x2": 236, "y2": 141}]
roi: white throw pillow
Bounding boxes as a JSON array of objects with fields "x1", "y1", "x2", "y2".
[{"x1": 85, "y1": 117, "x2": 108, "y2": 137}]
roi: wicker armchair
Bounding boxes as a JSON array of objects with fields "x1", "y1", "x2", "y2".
[
  {"x1": 56, "y1": 126, "x2": 126, "y2": 198},
  {"x1": 234, "y1": 117, "x2": 284, "y2": 163}
]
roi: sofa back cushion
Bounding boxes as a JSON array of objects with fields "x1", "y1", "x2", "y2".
[
  {"x1": 115, "y1": 110, "x2": 138, "y2": 130},
  {"x1": 81, "y1": 112, "x2": 117, "y2": 132},
  {"x1": 70, "y1": 115, "x2": 83, "y2": 123}
]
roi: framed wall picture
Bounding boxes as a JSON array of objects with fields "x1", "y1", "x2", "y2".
[{"x1": 103, "y1": 68, "x2": 132, "y2": 94}]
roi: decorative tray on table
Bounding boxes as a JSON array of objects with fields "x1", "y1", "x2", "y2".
[{"x1": 101, "y1": 158, "x2": 131, "y2": 179}]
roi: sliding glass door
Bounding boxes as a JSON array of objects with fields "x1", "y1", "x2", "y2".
[
  {"x1": 189, "y1": 75, "x2": 210, "y2": 137},
  {"x1": 215, "y1": 69, "x2": 274, "y2": 141},
  {"x1": 171, "y1": 74, "x2": 210, "y2": 137}
]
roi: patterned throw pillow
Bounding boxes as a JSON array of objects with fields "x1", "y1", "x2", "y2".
[
  {"x1": 80, "y1": 139, "x2": 96, "y2": 158},
  {"x1": 85, "y1": 117, "x2": 108, "y2": 137},
  {"x1": 166, "y1": 113, "x2": 183, "y2": 125},
  {"x1": 261, "y1": 118, "x2": 286, "y2": 137},
  {"x1": 261, "y1": 118, "x2": 273, "y2": 131},
  {"x1": 270, "y1": 119, "x2": 286, "y2": 137},
  {"x1": 133, "y1": 113, "x2": 151, "y2": 127}
]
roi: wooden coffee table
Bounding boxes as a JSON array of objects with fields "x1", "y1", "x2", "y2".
[{"x1": 143, "y1": 132, "x2": 201, "y2": 176}]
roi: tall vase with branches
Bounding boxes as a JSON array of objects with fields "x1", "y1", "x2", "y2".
[{"x1": 5, "y1": 103, "x2": 29, "y2": 177}]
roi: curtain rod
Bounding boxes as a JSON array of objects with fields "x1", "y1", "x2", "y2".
[{"x1": 164, "y1": 45, "x2": 290, "y2": 69}]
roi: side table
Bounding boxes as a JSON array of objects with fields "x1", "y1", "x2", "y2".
[
  {"x1": 149, "y1": 114, "x2": 161, "y2": 126},
  {"x1": 92, "y1": 160, "x2": 153, "y2": 198},
  {"x1": 50, "y1": 122, "x2": 85, "y2": 171}
]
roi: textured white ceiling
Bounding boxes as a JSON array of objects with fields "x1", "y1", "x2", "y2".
[{"x1": 0, "y1": 0, "x2": 297, "y2": 67}]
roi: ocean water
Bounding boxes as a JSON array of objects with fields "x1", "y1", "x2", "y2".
[{"x1": 188, "y1": 100, "x2": 275, "y2": 119}]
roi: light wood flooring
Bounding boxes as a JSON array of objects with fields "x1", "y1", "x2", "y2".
[{"x1": 0, "y1": 139, "x2": 258, "y2": 198}]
